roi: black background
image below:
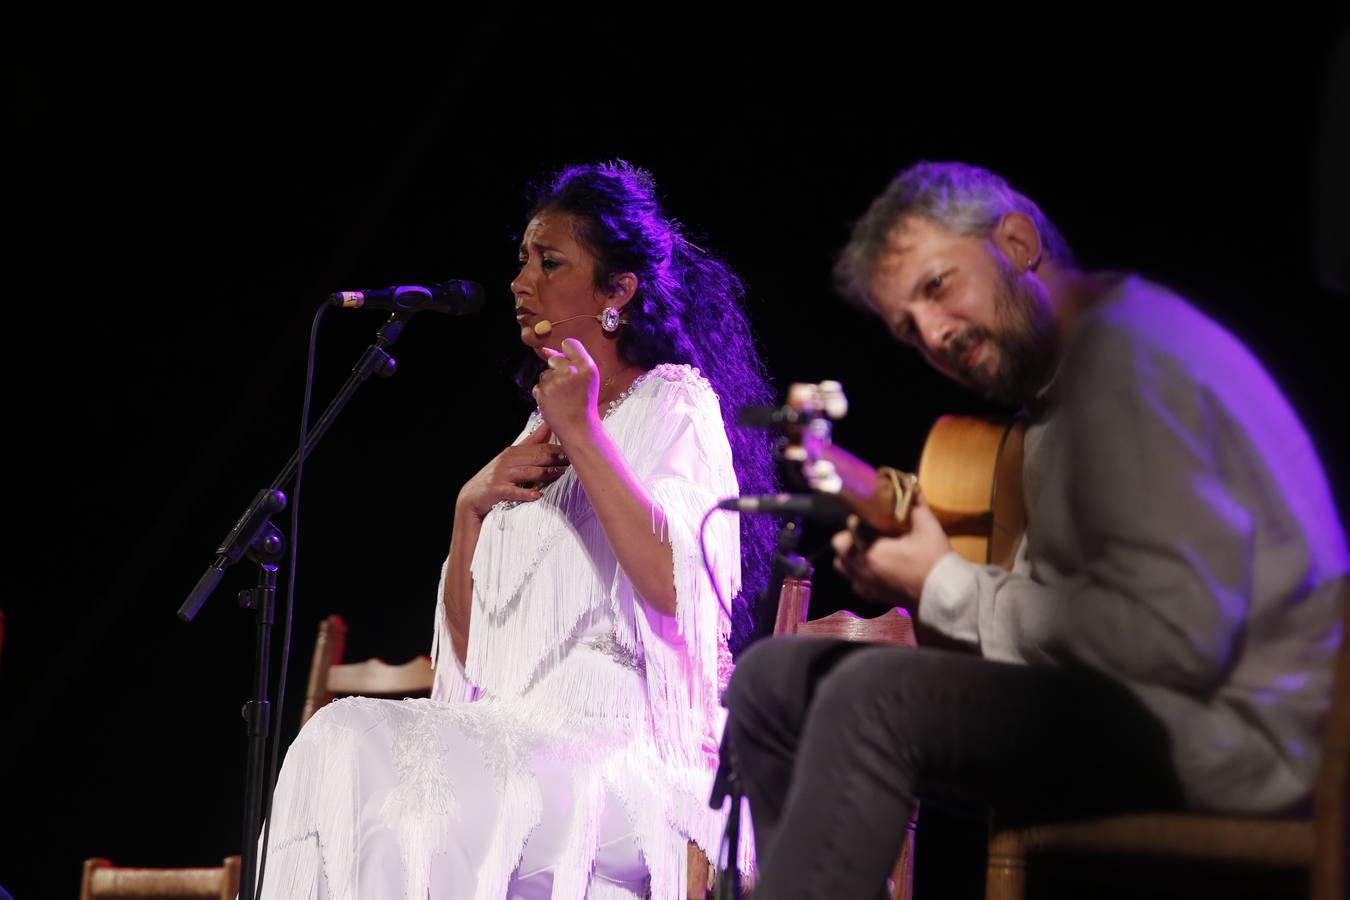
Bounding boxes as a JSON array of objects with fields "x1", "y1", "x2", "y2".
[{"x1": 4, "y1": 11, "x2": 1348, "y2": 899}]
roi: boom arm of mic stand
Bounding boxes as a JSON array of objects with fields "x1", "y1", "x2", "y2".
[{"x1": 177, "y1": 312, "x2": 409, "y2": 622}]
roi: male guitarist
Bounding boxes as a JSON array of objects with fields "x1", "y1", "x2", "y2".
[{"x1": 723, "y1": 161, "x2": 1348, "y2": 898}]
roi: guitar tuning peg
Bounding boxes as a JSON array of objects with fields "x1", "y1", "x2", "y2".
[
  {"x1": 805, "y1": 459, "x2": 842, "y2": 494},
  {"x1": 818, "y1": 381, "x2": 849, "y2": 419},
  {"x1": 786, "y1": 380, "x2": 849, "y2": 420}
]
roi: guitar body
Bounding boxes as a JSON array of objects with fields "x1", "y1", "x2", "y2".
[{"x1": 917, "y1": 416, "x2": 1027, "y2": 570}]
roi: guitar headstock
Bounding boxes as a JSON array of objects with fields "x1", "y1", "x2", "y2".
[
  {"x1": 779, "y1": 381, "x2": 848, "y2": 496},
  {"x1": 742, "y1": 381, "x2": 919, "y2": 536}
]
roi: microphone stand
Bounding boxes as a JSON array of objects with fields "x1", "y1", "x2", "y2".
[
  {"x1": 177, "y1": 310, "x2": 410, "y2": 900},
  {"x1": 712, "y1": 513, "x2": 811, "y2": 899},
  {"x1": 751, "y1": 518, "x2": 811, "y2": 644}
]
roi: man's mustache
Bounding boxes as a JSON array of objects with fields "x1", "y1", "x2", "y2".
[{"x1": 940, "y1": 328, "x2": 992, "y2": 373}]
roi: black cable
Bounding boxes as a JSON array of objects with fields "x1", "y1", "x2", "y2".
[
  {"x1": 698, "y1": 505, "x2": 737, "y2": 623},
  {"x1": 254, "y1": 301, "x2": 326, "y2": 898}
]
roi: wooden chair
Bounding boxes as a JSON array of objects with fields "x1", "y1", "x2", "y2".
[
  {"x1": 771, "y1": 574, "x2": 920, "y2": 900},
  {"x1": 300, "y1": 613, "x2": 436, "y2": 727},
  {"x1": 985, "y1": 585, "x2": 1350, "y2": 900},
  {"x1": 305, "y1": 613, "x2": 719, "y2": 899},
  {"x1": 79, "y1": 856, "x2": 240, "y2": 900}
]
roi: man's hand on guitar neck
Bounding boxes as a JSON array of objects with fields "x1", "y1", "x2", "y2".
[{"x1": 831, "y1": 489, "x2": 953, "y2": 612}]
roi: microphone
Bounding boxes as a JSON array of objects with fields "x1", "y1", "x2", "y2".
[
  {"x1": 532, "y1": 311, "x2": 624, "y2": 337},
  {"x1": 717, "y1": 493, "x2": 847, "y2": 519},
  {"x1": 737, "y1": 405, "x2": 798, "y2": 429},
  {"x1": 533, "y1": 315, "x2": 589, "y2": 337},
  {"x1": 329, "y1": 280, "x2": 486, "y2": 316}
]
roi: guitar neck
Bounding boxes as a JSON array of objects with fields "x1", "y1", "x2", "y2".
[{"x1": 819, "y1": 444, "x2": 992, "y2": 538}]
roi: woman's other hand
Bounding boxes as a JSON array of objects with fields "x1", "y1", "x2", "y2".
[{"x1": 456, "y1": 421, "x2": 569, "y2": 519}]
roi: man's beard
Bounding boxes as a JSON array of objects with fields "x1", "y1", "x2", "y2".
[{"x1": 943, "y1": 256, "x2": 1057, "y2": 408}]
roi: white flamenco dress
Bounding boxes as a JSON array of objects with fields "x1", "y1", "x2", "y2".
[{"x1": 259, "y1": 364, "x2": 750, "y2": 899}]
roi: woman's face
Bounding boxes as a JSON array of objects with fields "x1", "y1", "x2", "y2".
[{"x1": 511, "y1": 210, "x2": 609, "y2": 358}]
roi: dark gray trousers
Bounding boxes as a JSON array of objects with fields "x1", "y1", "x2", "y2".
[{"x1": 722, "y1": 638, "x2": 1186, "y2": 899}]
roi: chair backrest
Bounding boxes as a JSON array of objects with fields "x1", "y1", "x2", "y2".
[
  {"x1": 1311, "y1": 582, "x2": 1350, "y2": 900},
  {"x1": 80, "y1": 856, "x2": 240, "y2": 900},
  {"x1": 300, "y1": 614, "x2": 435, "y2": 728},
  {"x1": 773, "y1": 575, "x2": 916, "y2": 648}
]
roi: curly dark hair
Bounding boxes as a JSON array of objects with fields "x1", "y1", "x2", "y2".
[{"x1": 518, "y1": 160, "x2": 778, "y2": 655}]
